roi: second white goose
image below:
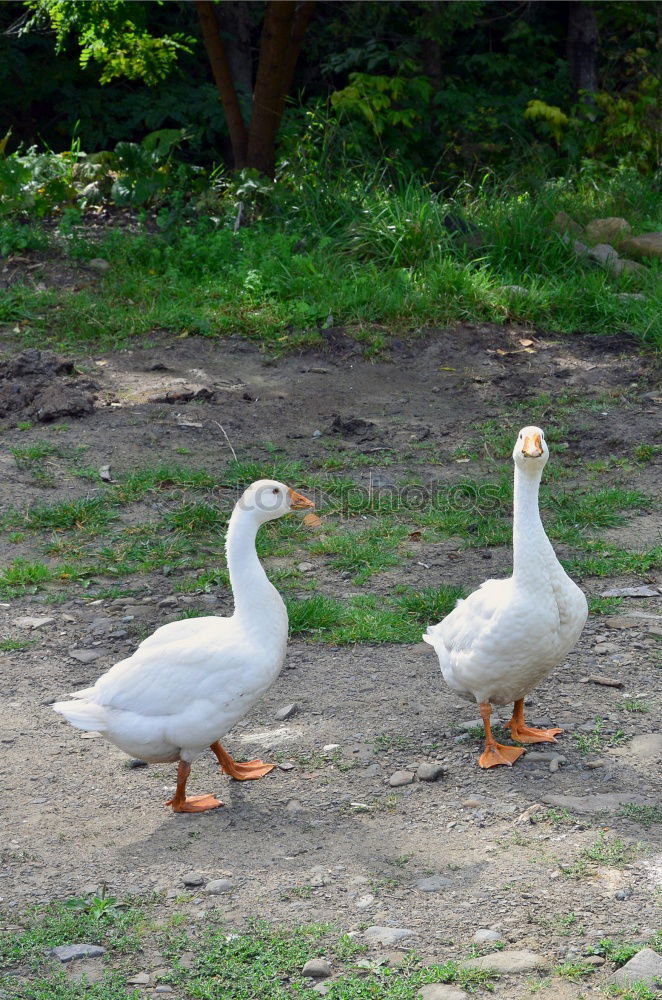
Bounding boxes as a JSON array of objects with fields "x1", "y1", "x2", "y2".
[{"x1": 424, "y1": 426, "x2": 587, "y2": 768}]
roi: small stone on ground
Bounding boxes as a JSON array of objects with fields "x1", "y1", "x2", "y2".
[
  {"x1": 608, "y1": 947, "x2": 662, "y2": 987},
  {"x1": 52, "y1": 944, "x2": 106, "y2": 962},
  {"x1": 364, "y1": 926, "x2": 414, "y2": 946},
  {"x1": 302, "y1": 958, "x2": 332, "y2": 978},
  {"x1": 460, "y1": 949, "x2": 548, "y2": 973}
]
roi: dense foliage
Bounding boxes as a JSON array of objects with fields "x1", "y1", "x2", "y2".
[{"x1": 1, "y1": 1, "x2": 659, "y2": 174}]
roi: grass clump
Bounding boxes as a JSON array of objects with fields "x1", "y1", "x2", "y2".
[
  {"x1": 160, "y1": 918, "x2": 496, "y2": 998},
  {"x1": 0, "y1": 894, "x2": 146, "y2": 971},
  {"x1": 617, "y1": 804, "x2": 662, "y2": 828},
  {"x1": 562, "y1": 833, "x2": 640, "y2": 879},
  {"x1": 287, "y1": 585, "x2": 463, "y2": 643},
  {"x1": 573, "y1": 718, "x2": 627, "y2": 754},
  {"x1": 0, "y1": 559, "x2": 53, "y2": 597}
]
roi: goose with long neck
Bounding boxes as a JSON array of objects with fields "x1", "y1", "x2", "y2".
[
  {"x1": 424, "y1": 426, "x2": 588, "y2": 768},
  {"x1": 54, "y1": 480, "x2": 315, "y2": 811}
]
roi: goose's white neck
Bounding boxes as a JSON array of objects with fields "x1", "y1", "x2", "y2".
[
  {"x1": 225, "y1": 507, "x2": 285, "y2": 628},
  {"x1": 512, "y1": 464, "x2": 555, "y2": 586}
]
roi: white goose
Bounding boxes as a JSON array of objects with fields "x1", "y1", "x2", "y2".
[
  {"x1": 424, "y1": 426, "x2": 587, "y2": 768},
  {"x1": 54, "y1": 479, "x2": 315, "y2": 811}
]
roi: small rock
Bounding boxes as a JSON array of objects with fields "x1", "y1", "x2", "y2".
[
  {"x1": 584, "y1": 955, "x2": 605, "y2": 967},
  {"x1": 88, "y1": 258, "x2": 111, "y2": 273},
  {"x1": 204, "y1": 879, "x2": 234, "y2": 895},
  {"x1": 182, "y1": 871, "x2": 205, "y2": 888},
  {"x1": 52, "y1": 944, "x2": 106, "y2": 962},
  {"x1": 127, "y1": 973, "x2": 151, "y2": 985},
  {"x1": 302, "y1": 958, "x2": 331, "y2": 979},
  {"x1": 460, "y1": 949, "x2": 548, "y2": 973},
  {"x1": 312, "y1": 985, "x2": 330, "y2": 997},
  {"x1": 416, "y1": 762, "x2": 446, "y2": 782},
  {"x1": 585, "y1": 217, "x2": 631, "y2": 244},
  {"x1": 155, "y1": 987, "x2": 172, "y2": 994},
  {"x1": 601, "y1": 585, "x2": 659, "y2": 598},
  {"x1": 515, "y1": 803, "x2": 544, "y2": 824},
  {"x1": 356, "y1": 894, "x2": 375, "y2": 909},
  {"x1": 620, "y1": 232, "x2": 662, "y2": 260},
  {"x1": 14, "y1": 616, "x2": 54, "y2": 629},
  {"x1": 98, "y1": 465, "x2": 112, "y2": 482},
  {"x1": 616, "y1": 258, "x2": 646, "y2": 276},
  {"x1": 69, "y1": 648, "x2": 107, "y2": 663},
  {"x1": 473, "y1": 928, "x2": 502, "y2": 944},
  {"x1": 462, "y1": 799, "x2": 482, "y2": 809},
  {"x1": 588, "y1": 243, "x2": 619, "y2": 268},
  {"x1": 297, "y1": 562, "x2": 315, "y2": 572},
  {"x1": 389, "y1": 771, "x2": 415, "y2": 787},
  {"x1": 609, "y1": 947, "x2": 662, "y2": 987},
  {"x1": 551, "y1": 211, "x2": 584, "y2": 237},
  {"x1": 364, "y1": 926, "x2": 414, "y2": 947},
  {"x1": 275, "y1": 703, "x2": 298, "y2": 721},
  {"x1": 158, "y1": 596, "x2": 179, "y2": 607},
  {"x1": 615, "y1": 888, "x2": 632, "y2": 901},
  {"x1": 419, "y1": 986, "x2": 469, "y2": 1000},
  {"x1": 416, "y1": 875, "x2": 451, "y2": 892}
]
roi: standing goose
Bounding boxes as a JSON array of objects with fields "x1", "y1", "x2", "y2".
[
  {"x1": 424, "y1": 426, "x2": 587, "y2": 768},
  {"x1": 54, "y1": 480, "x2": 315, "y2": 811}
]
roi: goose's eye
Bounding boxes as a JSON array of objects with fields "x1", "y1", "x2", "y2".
[{"x1": 272, "y1": 488, "x2": 280, "y2": 494}]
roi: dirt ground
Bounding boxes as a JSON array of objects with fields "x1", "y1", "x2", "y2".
[{"x1": 0, "y1": 323, "x2": 660, "y2": 998}]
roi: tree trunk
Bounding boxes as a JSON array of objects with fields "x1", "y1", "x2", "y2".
[
  {"x1": 567, "y1": 1, "x2": 599, "y2": 96},
  {"x1": 219, "y1": 1, "x2": 253, "y2": 108},
  {"x1": 246, "y1": 1, "x2": 316, "y2": 178},
  {"x1": 194, "y1": 0, "x2": 248, "y2": 167}
]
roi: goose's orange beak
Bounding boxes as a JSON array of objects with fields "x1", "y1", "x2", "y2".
[
  {"x1": 288, "y1": 488, "x2": 315, "y2": 510},
  {"x1": 522, "y1": 432, "x2": 543, "y2": 458}
]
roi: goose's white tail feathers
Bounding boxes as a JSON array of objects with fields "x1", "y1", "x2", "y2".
[{"x1": 53, "y1": 699, "x2": 108, "y2": 732}]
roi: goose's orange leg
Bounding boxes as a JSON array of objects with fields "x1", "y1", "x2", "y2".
[
  {"x1": 478, "y1": 702, "x2": 524, "y2": 768},
  {"x1": 165, "y1": 759, "x2": 223, "y2": 813},
  {"x1": 211, "y1": 741, "x2": 274, "y2": 781},
  {"x1": 505, "y1": 698, "x2": 563, "y2": 743}
]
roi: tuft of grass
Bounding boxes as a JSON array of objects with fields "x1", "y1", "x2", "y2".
[
  {"x1": 588, "y1": 596, "x2": 623, "y2": 615},
  {"x1": 561, "y1": 833, "x2": 640, "y2": 880},
  {"x1": 5, "y1": 497, "x2": 115, "y2": 534},
  {"x1": 0, "y1": 895, "x2": 146, "y2": 971},
  {"x1": 0, "y1": 637, "x2": 36, "y2": 651},
  {"x1": 555, "y1": 959, "x2": 593, "y2": 980},
  {"x1": 0, "y1": 559, "x2": 53, "y2": 597},
  {"x1": 617, "y1": 804, "x2": 662, "y2": 828},
  {"x1": 623, "y1": 700, "x2": 649, "y2": 713},
  {"x1": 573, "y1": 718, "x2": 627, "y2": 754}
]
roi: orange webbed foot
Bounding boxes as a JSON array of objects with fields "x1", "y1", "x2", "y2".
[
  {"x1": 221, "y1": 758, "x2": 275, "y2": 781},
  {"x1": 166, "y1": 793, "x2": 224, "y2": 813},
  {"x1": 478, "y1": 743, "x2": 525, "y2": 769},
  {"x1": 506, "y1": 723, "x2": 563, "y2": 744}
]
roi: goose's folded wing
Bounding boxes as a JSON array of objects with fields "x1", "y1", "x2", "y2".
[
  {"x1": 81, "y1": 622, "x2": 247, "y2": 718},
  {"x1": 438, "y1": 578, "x2": 511, "y2": 653}
]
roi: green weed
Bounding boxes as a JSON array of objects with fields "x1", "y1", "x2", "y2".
[
  {"x1": 573, "y1": 718, "x2": 627, "y2": 754},
  {"x1": 617, "y1": 804, "x2": 662, "y2": 828}
]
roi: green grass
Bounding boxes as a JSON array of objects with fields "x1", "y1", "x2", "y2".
[
  {"x1": 562, "y1": 833, "x2": 640, "y2": 878},
  {"x1": 618, "y1": 804, "x2": 662, "y2": 828},
  {"x1": 573, "y1": 718, "x2": 627, "y2": 754},
  {"x1": 287, "y1": 585, "x2": 463, "y2": 643},
  {"x1": 0, "y1": 638, "x2": 36, "y2": 651},
  {"x1": 588, "y1": 596, "x2": 624, "y2": 615},
  {"x1": 2, "y1": 167, "x2": 660, "y2": 356},
  {"x1": 0, "y1": 895, "x2": 146, "y2": 971}
]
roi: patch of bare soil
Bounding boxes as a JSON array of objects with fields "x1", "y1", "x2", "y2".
[
  {"x1": 0, "y1": 349, "x2": 98, "y2": 427},
  {"x1": 0, "y1": 325, "x2": 660, "y2": 998}
]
